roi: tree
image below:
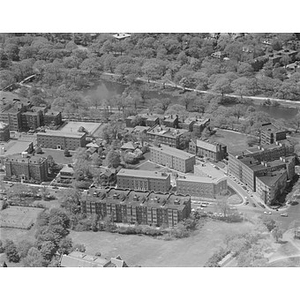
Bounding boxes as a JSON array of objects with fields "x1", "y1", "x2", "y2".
[
  {"x1": 60, "y1": 189, "x2": 82, "y2": 215},
  {"x1": 280, "y1": 55, "x2": 291, "y2": 68},
  {"x1": 272, "y1": 226, "x2": 283, "y2": 243},
  {"x1": 64, "y1": 148, "x2": 71, "y2": 157},
  {"x1": 210, "y1": 77, "x2": 232, "y2": 100},
  {"x1": 288, "y1": 113, "x2": 300, "y2": 133},
  {"x1": 231, "y1": 77, "x2": 252, "y2": 99},
  {"x1": 40, "y1": 241, "x2": 57, "y2": 261},
  {"x1": 23, "y1": 247, "x2": 45, "y2": 267},
  {"x1": 4, "y1": 240, "x2": 20, "y2": 263},
  {"x1": 105, "y1": 150, "x2": 121, "y2": 168},
  {"x1": 17, "y1": 240, "x2": 34, "y2": 259}
]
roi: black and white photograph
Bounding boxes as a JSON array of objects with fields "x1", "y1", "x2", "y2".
[{"x1": 1, "y1": 1, "x2": 300, "y2": 299}]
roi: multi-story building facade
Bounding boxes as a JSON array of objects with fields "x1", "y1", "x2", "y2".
[
  {"x1": 0, "y1": 122, "x2": 10, "y2": 142},
  {"x1": 37, "y1": 130, "x2": 86, "y2": 150},
  {"x1": 146, "y1": 125, "x2": 188, "y2": 148},
  {"x1": 21, "y1": 111, "x2": 43, "y2": 131},
  {"x1": 189, "y1": 139, "x2": 227, "y2": 161},
  {"x1": 162, "y1": 115, "x2": 179, "y2": 128},
  {"x1": 80, "y1": 188, "x2": 191, "y2": 227},
  {"x1": 192, "y1": 118, "x2": 210, "y2": 137},
  {"x1": 0, "y1": 107, "x2": 22, "y2": 132},
  {"x1": 256, "y1": 169, "x2": 288, "y2": 205},
  {"x1": 228, "y1": 153, "x2": 295, "y2": 192},
  {"x1": 117, "y1": 168, "x2": 171, "y2": 193},
  {"x1": 150, "y1": 145, "x2": 196, "y2": 173},
  {"x1": 260, "y1": 123, "x2": 286, "y2": 144},
  {"x1": 176, "y1": 175, "x2": 227, "y2": 198},
  {"x1": 43, "y1": 110, "x2": 62, "y2": 126},
  {"x1": 5, "y1": 154, "x2": 48, "y2": 182}
]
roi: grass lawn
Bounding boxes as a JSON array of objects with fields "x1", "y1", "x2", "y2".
[
  {"x1": 69, "y1": 219, "x2": 254, "y2": 267},
  {"x1": 0, "y1": 224, "x2": 37, "y2": 244},
  {"x1": 209, "y1": 129, "x2": 249, "y2": 152}
]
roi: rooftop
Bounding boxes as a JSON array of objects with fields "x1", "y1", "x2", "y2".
[
  {"x1": 117, "y1": 168, "x2": 170, "y2": 179},
  {"x1": 177, "y1": 174, "x2": 226, "y2": 184},
  {"x1": 37, "y1": 130, "x2": 86, "y2": 138},
  {"x1": 257, "y1": 170, "x2": 287, "y2": 186},
  {"x1": 195, "y1": 139, "x2": 219, "y2": 152},
  {"x1": 58, "y1": 121, "x2": 102, "y2": 135},
  {"x1": 147, "y1": 125, "x2": 188, "y2": 138},
  {"x1": 6, "y1": 153, "x2": 47, "y2": 164},
  {"x1": 0, "y1": 140, "x2": 33, "y2": 157},
  {"x1": 261, "y1": 122, "x2": 283, "y2": 133},
  {"x1": 151, "y1": 144, "x2": 195, "y2": 160},
  {"x1": 60, "y1": 251, "x2": 110, "y2": 267}
]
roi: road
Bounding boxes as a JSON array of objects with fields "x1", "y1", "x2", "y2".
[{"x1": 101, "y1": 72, "x2": 300, "y2": 107}]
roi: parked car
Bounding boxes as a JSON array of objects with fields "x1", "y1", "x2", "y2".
[{"x1": 280, "y1": 213, "x2": 288, "y2": 217}]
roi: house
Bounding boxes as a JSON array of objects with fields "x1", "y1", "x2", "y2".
[{"x1": 121, "y1": 141, "x2": 136, "y2": 152}]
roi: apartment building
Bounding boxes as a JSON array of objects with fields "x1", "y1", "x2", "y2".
[
  {"x1": 260, "y1": 123, "x2": 286, "y2": 144},
  {"x1": 228, "y1": 153, "x2": 295, "y2": 192},
  {"x1": 192, "y1": 118, "x2": 210, "y2": 137},
  {"x1": 146, "y1": 124, "x2": 188, "y2": 148},
  {"x1": 162, "y1": 115, "x2": 179, "y2": 128},
  {"x1": 189, "y1": 139, "x2": 227, "y2": 161},
  {"x1": 5, "y1": 154, "x2": 48, "y2": 182},
  {"x1": 0, "y1": 122, "x2": 10, "y2": 142},
  {"x1": 44, "y1": 110, "x2": 62, "y2": 126},
  {"x1": 256, "y1": 170, "x2": 288, "y2": 205},
  {"x1": 80, "y1": 188, "x2": 191, "y2": 227},
  {"x1": 117, "y1": 168, "x2": 171, "y2": 193},
  {"x1": 176, "y1": 174, "x2": 227, "y2": 198},
  {"x1": 150, "y1": 144, "x2": 196, "y2": 173},
  {"x1": 37, "y1": 130, "x2": 86, "y2": 150},
  {"x1": 21, "y1": 111, "x2": 43, "y2": 131}
]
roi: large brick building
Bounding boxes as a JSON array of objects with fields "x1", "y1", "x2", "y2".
[
  {"x1": 80, "y1": 188, "x2": 191, "y2": 227},
  {"x1": 260, "y1": 123, "x2": 286, "y2": 145},
  {"x1": 117, "y1": 168, "x2": 171, "y2": 193},
  {"x1": 228, "y1": 153, "x2": 295, "y2": 192},
  {"x1": 176, "y1": 174, "x2": 227, "y2": 198},
  {"x1": 146, "y1": 125, "x2": 189, "y2": 148},
  {"x1": 0, "y1": 122, "x2": 10, "y2": 142},
  {"x1": 37, "y1": 130, "x2": 86, "y2": 150},
  {"x1": 256, "y1": 169, "x2": 288, "y2": 205},
  {"x1": 150, "y1": 145, "x2": 196, "y2": 173},
  {"x1": 5, "y1": 154, "x2": 48, "y2": 182},
  {"x1": 189, "y1": 139, "x2": 227, "y2": 161},
  {"x1": 44, "y1": 110, "x2": 62, "y2": 126}
]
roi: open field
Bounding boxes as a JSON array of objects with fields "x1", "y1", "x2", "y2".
[
  {"x1": 0, "y1": 206, "x2": 44, "y2": 229},
  {"x1": 209, "y1": 129, "x2": 249, "y2": 152},
  {"x1": 69, "y1": 219, "x2": 254, "y2": 267},
  {"x1": 0, "y1": 224, "x2": 37, "y2": 244}
]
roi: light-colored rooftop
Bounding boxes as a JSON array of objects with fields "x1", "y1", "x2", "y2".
[
  {"x1": 37, "y1": 130, "x2": 86, "y2": 138},
  {"x1": 117, "y1": 168, "x2": 170, "y2": 179},
  {"x1": 60, "y1": 251, "x2": 110, "y2": 267},
  {"x1": 196, "y1": 139, "x2": 218, "y2": 152},
  {"x1": 148, "y1": 125, "x2": 188, "y2": 138},
  {"x1": 0, "y1": 122, "x2": 9, "y2": 129},
  {"x1": 0, "y1": 140, "x2": 33, "y2": 157},
  {"x1": 151, "y1": 144, "x2": 195, "y2": 160},
  {"x1": 177, "y1": 174, "x2": 226, "y2": 184},
  {"x1": 58, "y1": 121, "x2": 102, "y2": 135}
]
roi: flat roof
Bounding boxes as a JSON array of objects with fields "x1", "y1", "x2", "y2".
[
  {"x1": 177, "y1": 174, "x2": 226, "y2": 184},
  {"x1": 6, "y1": 154, "x2": 46, "y2": 164},
  {"x1": 257, "y1": 170, "x2": 287, "y2": 186},
  {"x1": 196, "y1": 139, "x2": 218, "y2": 152},
  {"x1": 37, "y1": 130, "x2": 86, "y2": 138},
  {"x1": 117, "y1": 168, "x2": 170, "y2": 179},
  {"x1": 151, "y1": 144, "x2": 195, "y2": 160},
  {"x1": 61, "y1": 251, "x2": 110, "y2": 267},
  {"x1": 0, "y1": 140, "x2": 32, "y2": 157},
  {"x1": 261, "y1": 123, "x2": 283, "y2": 133},
  {"x1": 147, "y1": 125, "x2": 188, "y2": 138},
  {"x1": 58, "y1": 121, "x2": 102, "y2": 135}
]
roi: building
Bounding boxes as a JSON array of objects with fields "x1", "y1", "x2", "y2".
[
  {"x1": 162, "y1": 115, "x2": 179, "y2": 128},
  {"x1": 37, "y1": 130, "x2": 86, "y2": 150},
  {"x1": 126, "y1": 114, "x2": 159, "y2": 128},
  {"x1": 21, "y1": 111, "x2": 42, "y2": 131},
  {"x1": 58, "y1": 164, "x2": 74, "y2": 181},
  {"x1": 189, "y1": 139, "x2": 227, "y2": 161},
  {"x1": 146, "y1": 125, "x2": 188, "y2": 148},
  {"x1": 5, "y1": 154, "x2": 48, "y2": 182},
  {"x1": 44, "y1": 110, "x2": 62, "y2": 126},
  {"x1": 0, "y1": 122, "x2": 10, "y2": 142},
  {"x1": 80, "y1": 188, "x2": 191, "y2": 227},
  {"x1": 256, "y1": 169, "x2": 288, "y2": 205},
  {"x1": 192, "y1": 118, "x2": 210, "y2": 137},
  {"x1": 150, "y1": 145, "x2": 196, "y2": 173},
  {"x1": 0, "y1": 140, "x2": 34, "y2": 164},
  {"x1": 176, "y1": 174, "x2": 227, "y2": 198},
  {"x1": 117, "y1": 168, "x2": 171, "y2": 193},
  {"x1": 260, "y1": 123, "x2": 286, "y2": 144},
  {"x1": 228, "y1": 153, "x2": 295, "y2": 192}
]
